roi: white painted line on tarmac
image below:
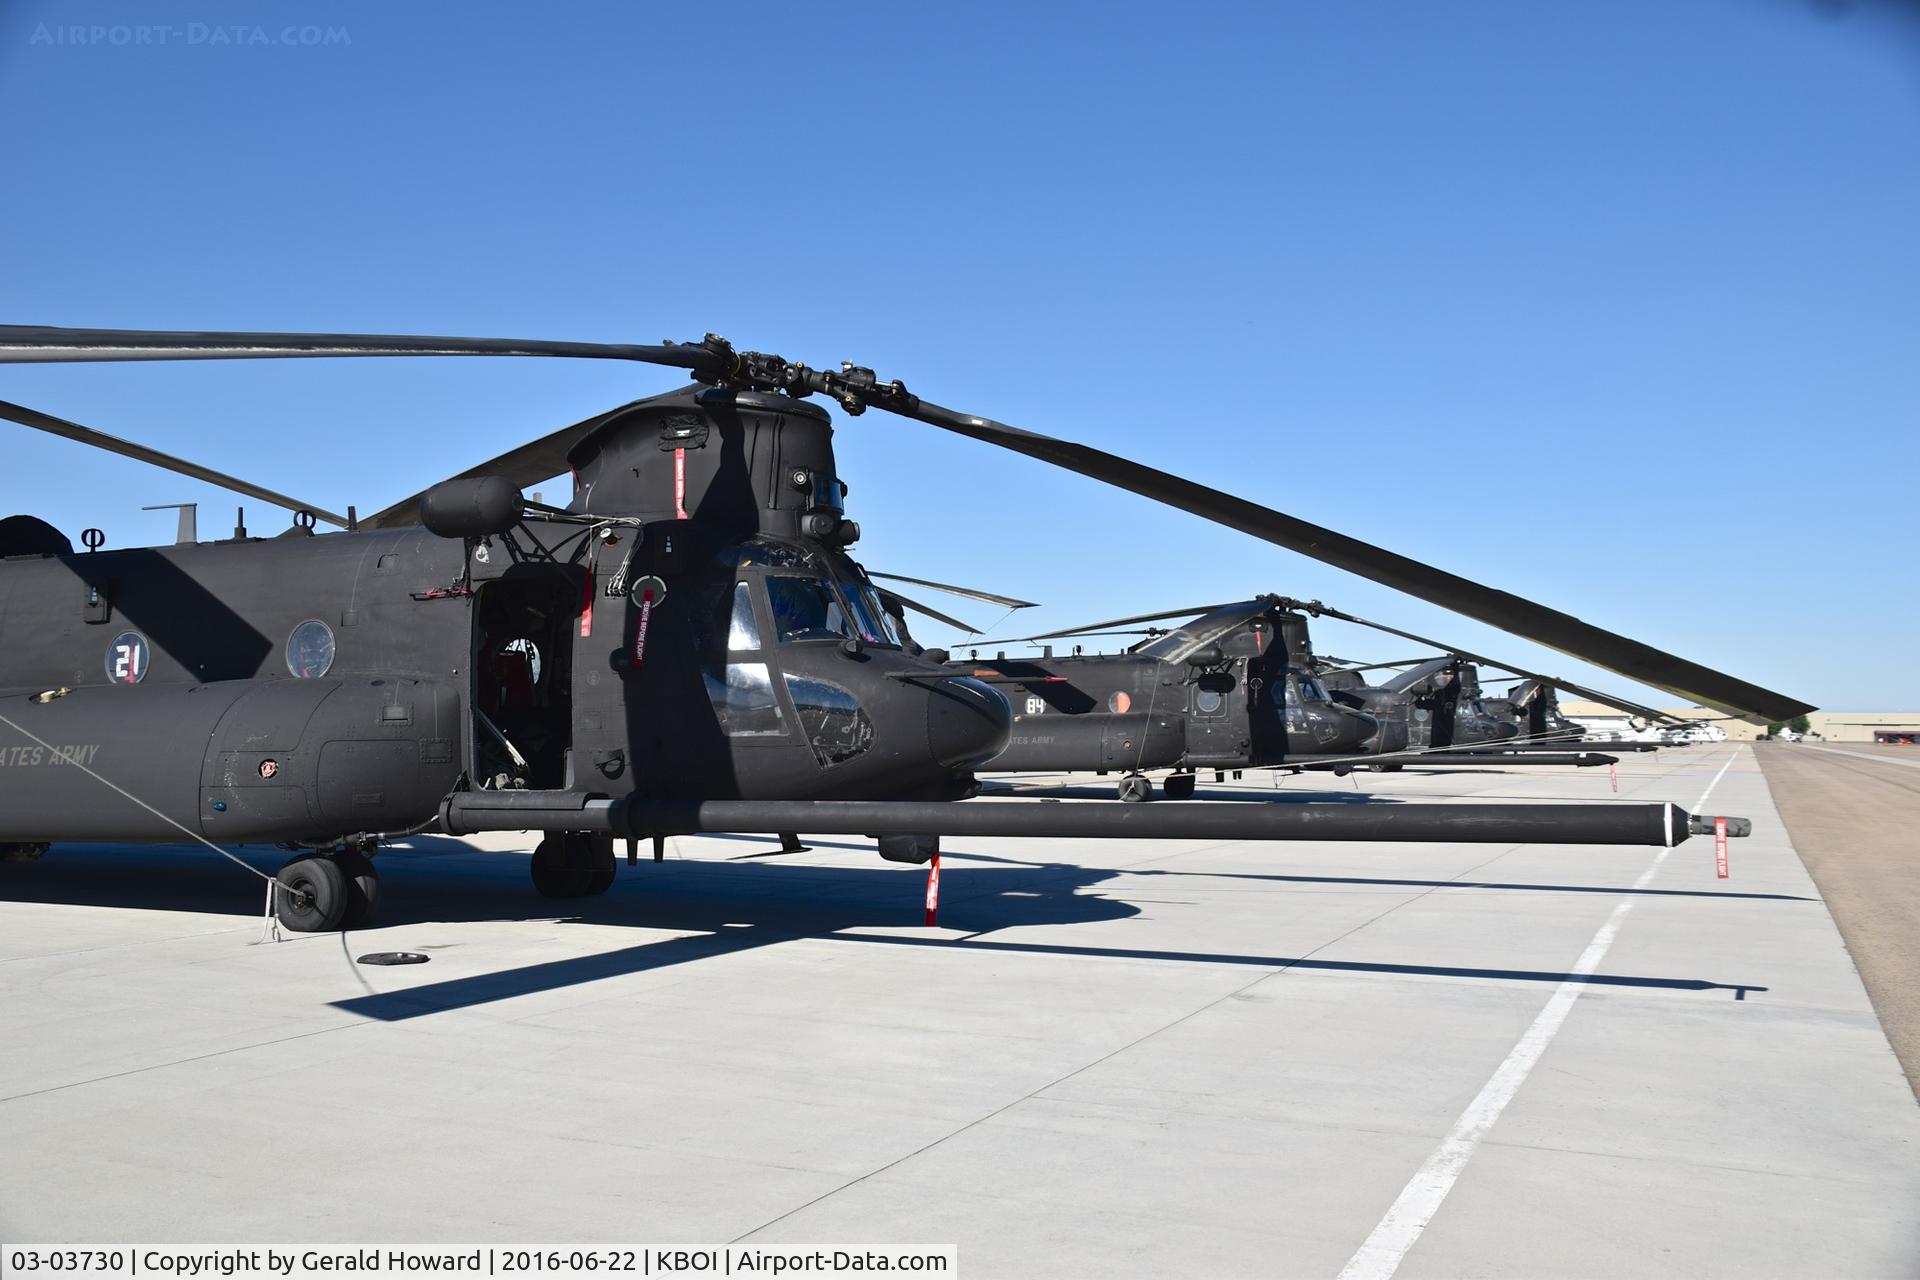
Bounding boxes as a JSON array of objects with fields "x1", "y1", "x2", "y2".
[
  {"x1": 1794, "y1": 743, "x2": 1920, "y2": 771},
  {"x1": 1693, "y1": 749, "x2": 1739, "y2": 813},
  {"x1": 1337, "y1": 750, "x2": 1738, "y2": 1280}
]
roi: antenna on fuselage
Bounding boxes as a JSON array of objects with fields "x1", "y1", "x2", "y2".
[{"x1": 141, "y1": 503, "x2": 196, "y2": 545}]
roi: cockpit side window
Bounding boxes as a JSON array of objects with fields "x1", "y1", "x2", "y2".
[
  {"x1": 727, "y1": 581, "x2": 762, "y2": 652},
  {"x1": 843, "y1": 582, "x2": 891, "y2": 646},
  {"x1": 766, "y1": 575, "x2": 848, "y2": 643},
  {"x1": 862, "y1": 588, "x2": 900, "y2": 645},
  {"x1": 704, "y1": 662, "x2": 785, "y2": 736}
]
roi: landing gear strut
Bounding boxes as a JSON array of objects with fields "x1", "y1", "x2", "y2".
[{"x1": 531, "y1": 832, "x2": 615, "y2": 898}]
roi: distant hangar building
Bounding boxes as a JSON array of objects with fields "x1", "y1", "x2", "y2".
[{"x1": 1560, "y1": 702, "x2": 1920, "y2": 744}]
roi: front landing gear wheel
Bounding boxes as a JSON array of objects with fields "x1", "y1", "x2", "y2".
[
  {"x1": 1117, "y1": 774, "x2": 1154, "y2": 803},
  {"x1": 336, "y1": 851, "x2": 381, "y2": 929},
  {"x1": 274, "y1": 855, "x2": 349, "y2": 932},
  {"x1": 1163, "y1": 772, "x2": 1196, "y2": 800},
  {"x1": 531, "y1": 833, "x2": 616, "y2": 898}
]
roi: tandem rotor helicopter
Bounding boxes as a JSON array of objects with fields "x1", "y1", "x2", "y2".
[
  {"x1": 935, "y1": 595, "x2": 1679, "y2": 800},
  {"x1": 0, "y1": 324, "x2": 1806, "y2": 931}
]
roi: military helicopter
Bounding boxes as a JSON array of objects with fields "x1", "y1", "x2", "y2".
[
  {"x1": 1485, "y1": 676, "x2": 1592, "y2": 742},
  {"x1": 937, "y1": 594, "x2": 1669, "y2": 797},
  {"x1": 0, "y1": 324, "x2": 1788, "y2": 931},
  {"x1": 930, "y1": 598, "x2": 1380, "y2": 799},
  {"x1": 1298, "y1": 603, "x2": 1686, "y2": 759},
  {"x1": 1320, "y1": 662, "x2": 1630, "y2": 751}
]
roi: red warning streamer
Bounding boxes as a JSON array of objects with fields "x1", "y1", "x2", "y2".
[
  {"x1": 1714, "y1": 816, "x2": 1729, "y2": 880},
  {"x1": 924, "y1": 853, "x2": 942, "y2": 927},
  {"x1": 673, "y1": 447, "x2": 689, "y2": 520},
  {"x1": 1609, "y1": 763, "x2": 1618, "y2": 793},
  {"x1": 578, "y1": 561, "x2": 595, "y2": 638}
]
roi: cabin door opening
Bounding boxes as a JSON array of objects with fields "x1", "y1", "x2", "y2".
[{"x1": 472, "y1": 573, "x2": 576, "y2": 790}]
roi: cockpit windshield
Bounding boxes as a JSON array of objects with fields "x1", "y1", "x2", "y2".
[
  {"x1": 857, "y1": 586, "x2": 900, "y2": 645},
  {"x1": 764, "y1": 569, "x2": 900, "y2": 648},
  {"x1": 821, "y1": 556, "x2": 898, "y2": 648},
  {"x1": 841, "y1": 580, "x2": 892, "y2": 646},
  {"x1": 766, "y1": 576, "x2": 850, "y2": 643},
  {"x1": 1279, "y1": 672, "x2": 1330, "y2": 710}
]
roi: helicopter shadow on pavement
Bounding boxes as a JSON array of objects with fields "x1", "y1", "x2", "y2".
[
  {"x1": 327, "y1": 838, "x2": 1769, "y2": 1019},
  {"x1": 0, "y1": 838, "x2": 1772, "y2": 1019}
]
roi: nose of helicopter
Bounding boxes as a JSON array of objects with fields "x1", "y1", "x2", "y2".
[
  {"x1": 927, "y1": 676, "x2": 1013, "y2": 769},
  {"x1": 1333, "y1": 708, "x2": 1379, "y2": 751},
  {"x1": 1369, "y1": 714, "x2": 1408, "y2": 755}
]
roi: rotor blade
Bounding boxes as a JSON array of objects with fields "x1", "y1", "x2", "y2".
[
  {"x1": 887, "y1": 395, "x2": 1811, "y2": 723},
  {"x1": 1305, "y1": 602, "x2": 1684, "y2": 724},
  {"x1": 4, "y1": 325, "x2": 1809, "y2": 721},
  {"x1": 360, "y1": 399, "x2": 649, "y2": 528},
  {"x1": 992, "y1": 602, "x2": 1249, "y2": 644},
  {"x1": 1318, "y1": 657, "x2": 1444, "y2": 676},
  {"x1": 0, "y1": 325, "x2": 724, "y2": 372},
  {"x1": 876, "y1": 589, "x2": 979, "y2": 636},
  {"x1": 867, "y1": 572, "x2": 1036, "y2": 610},
  {"x1": 0, "y1": 399, "x2": 350, "y2": 528},
  {"x1": 960, "y1": 629, "x2": 1166, "y2": 648}
]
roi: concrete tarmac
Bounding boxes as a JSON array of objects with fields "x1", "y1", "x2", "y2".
[{"x1": 1, "y1": 746, "x2": 1915, "y2": 1277}]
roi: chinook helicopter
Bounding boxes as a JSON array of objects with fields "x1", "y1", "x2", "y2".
[
  {"x1": 1302, "y1": 606, "x2": 1686, "y2": 757},
  {"x1": 1320, "y1": 661, "x2": 1611, "y2": 750},
  {"x1": 933, "y1": 598, "x2": 1388, "y2": 800},
  {"x1": 0, "y1": 324, "x2": 1792, "y2": 932},
  {"x1": 936, "y1": 596, "x2": 1667, "y2": 797},
  {"x1": 1487, "y1": 676, "x2": 1597, "y2": 742}
]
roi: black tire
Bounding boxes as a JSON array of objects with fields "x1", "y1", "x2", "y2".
[
  {"x1": 336, "y1": 851, "x2": 381, "y2": 929},
  {"x1": 1118, "y1": 775, "x2": 1154, "y2": 803},
  {"x1": 1163, "y1": 773, "x2": 1196, "y2": 800},
  {"x1": 275, "y1": 855, "x2": 349, "y2": 932},
  {"x1": 531, "y1": 833, "x2": 614, "y2": 898},
  {"x1": 574, "y1": 832, "x2": 615, "y2": 896},
  {"x1": 530, "y1": 835, "x2": 591, "y2": 897}
]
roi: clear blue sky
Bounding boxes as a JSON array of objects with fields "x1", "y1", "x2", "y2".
[{"x1": 2, "y1": 1, "x2": 1915, "y2": 711}]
